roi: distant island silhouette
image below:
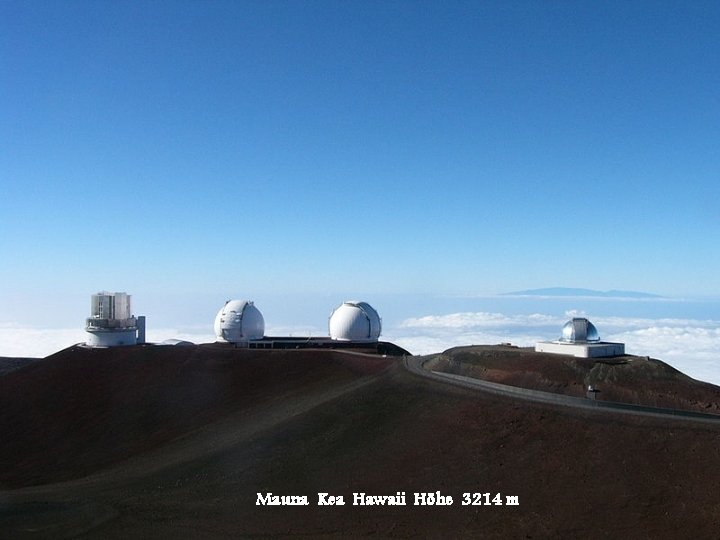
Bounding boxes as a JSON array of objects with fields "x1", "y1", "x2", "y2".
[{"x1": 502, "y1": 287, "x2": 662, "y2": 299}]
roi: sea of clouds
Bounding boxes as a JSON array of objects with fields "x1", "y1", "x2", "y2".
[
  {"x1": 2, "y1": 308, "x2": 720, "y2": 386},
  {"x1": 0, "y1": 323, "x2": 324, "y2": 359}
]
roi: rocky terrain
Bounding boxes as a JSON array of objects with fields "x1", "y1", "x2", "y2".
[{"x1": 1, "y1": 344, "x2": 719, "y2": 539}]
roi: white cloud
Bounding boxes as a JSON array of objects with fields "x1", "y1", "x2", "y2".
[
  {"x1": 0, "y1": 323, "x2": 324, "y2": 358},
  {"x1": 389, "y1": 311, "x2": 559, "y2": 358},
  {"x1": 400, "y1": 312, "x2": 562, "y2": 330},
  {"x1": 576, "y1": 312, "x2": 720, "y2": 331},
  {"x1": 607, "y1": 326, "x2": 720, "y2": 385},
  {"x1": 388, "y1": 331, "x2": 540, "y2": 358},
  {"x1": 0, "y1": 324, "x2": 86, "y2": 358},
  {"x1": 0, "y1": 324, "x2": 217, "y2": 358}
]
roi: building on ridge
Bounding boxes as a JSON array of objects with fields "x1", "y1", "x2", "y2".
[
  {"x1": 535, "y1": 317, "x2": 624, "y2": 358},
  {"x1": 85, "y1": 291, "x2": 146, "y2": 347}
]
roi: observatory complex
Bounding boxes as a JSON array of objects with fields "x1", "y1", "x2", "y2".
[
  {"x1": 78, "y1": 294, "x2": 403, "y2": 354},
  {"x1": 210, "y1": 298, "x2": 405, "y2": 355},
  {"x1": 85, "y1": 292, "x2": 146, "y2": 347},
  {"x1": 535, "y1": 317, "x2": 624, "y2": 358}
]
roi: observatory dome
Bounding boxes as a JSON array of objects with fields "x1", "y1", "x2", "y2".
[
  {"x1": 560, "y1": 318, "x2": 600, "y2": 343},
  {"x1": 214, "y1": 300, "x2": 265, "y2": 343},
  {"x1": 329, "y1": 301, "x2": 381, "y2": 342}
]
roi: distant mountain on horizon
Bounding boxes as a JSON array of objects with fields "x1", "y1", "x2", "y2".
[{"x1": 502, "y1": 287, "x2": 662, "y2": 299}]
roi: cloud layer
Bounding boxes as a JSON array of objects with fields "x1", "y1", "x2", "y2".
[
  {"x1": 0, "y1": 323, "x2": 322, "y2": 359},
  {"x1": 0, "y1": 324, "x2": 87, "y2": 358}
]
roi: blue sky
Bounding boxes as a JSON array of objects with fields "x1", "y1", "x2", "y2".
[{"x1": 2, "y1": 1, "x2": 720, "y2": 365}]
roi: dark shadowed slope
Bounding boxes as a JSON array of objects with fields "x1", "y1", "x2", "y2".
[
  {"x1": 0, "y1": 344, "x2": 392, "y2": 488},
  {"x1": 0, "y1": 357, "x2": 37, "y2": 376},
  {"x1": 1, "y1": 345, "x2": 720, "y2": 539}
]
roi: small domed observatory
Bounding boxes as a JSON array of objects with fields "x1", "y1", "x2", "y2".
[
  {"x1": 85, "y1": 292, "x2": 146, "y2": 347},
  {"x1": 329, "y1": 301, "x2": 382, "y2": 342},
  {"x1": 560, "y1": 317, "x2": 600, "y2": 342},
  {"x1": 535, "y1": 317, "x2": 624, "y2": 358},
  {"x1": 214, "y1": 300, "x2": 265, "y2": 343}
]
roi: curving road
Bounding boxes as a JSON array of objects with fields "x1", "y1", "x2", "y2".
[{"x1": 403, "y1": 354, "x2": 720, "y2": 425}]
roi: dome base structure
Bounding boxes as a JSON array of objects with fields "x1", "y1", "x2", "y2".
[
  {"x1": 535, "y1": 341, "x2": 625, "y2": 358},
  {"x1": 86, "y1": 327, "x2": 138, "y2": 347},
  {"x1": 535, "y1": 317, "x2": 624, "y2": 358}
]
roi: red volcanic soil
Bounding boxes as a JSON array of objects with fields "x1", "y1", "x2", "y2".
[
  {"x1": 1, "y1": 345, "x2": 720, "y2": 539},
  {"x1": 430, "y1": 345, "x2": 720, "y2": 413},
  {"x1": 0, "y1": 344, "x2": 392, "y2": 488}
]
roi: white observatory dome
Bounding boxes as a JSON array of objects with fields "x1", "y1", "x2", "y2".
[
  {"x1": 329, "y1": 301, "x2": 382, "y2": 342},
  {"x1": 560, "y1": 317, "x2": 600, "y2": 343},
  {"x1": 214, "y1": 300, "x2": 265, "y2": 343}
]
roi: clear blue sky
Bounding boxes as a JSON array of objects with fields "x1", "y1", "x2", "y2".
[{"x1": 2, "y1": 0, "x2": 720, "y2": 324}]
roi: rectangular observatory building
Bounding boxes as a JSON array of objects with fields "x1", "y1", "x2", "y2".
[{"x1": 85, "y1": 291, "x2": 145, "y2": 347}]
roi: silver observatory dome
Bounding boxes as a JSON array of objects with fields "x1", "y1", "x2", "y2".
[{"x1": 560, "y1": 317, "x2": 600, "y2": 343}]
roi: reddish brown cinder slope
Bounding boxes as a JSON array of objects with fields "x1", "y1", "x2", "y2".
[
  {"x1": 1, "y1": 345, "x2": 720, "y2": 539},
  {"x1": 0, "y1": 344, "x2": 392, "y2": 488}
]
